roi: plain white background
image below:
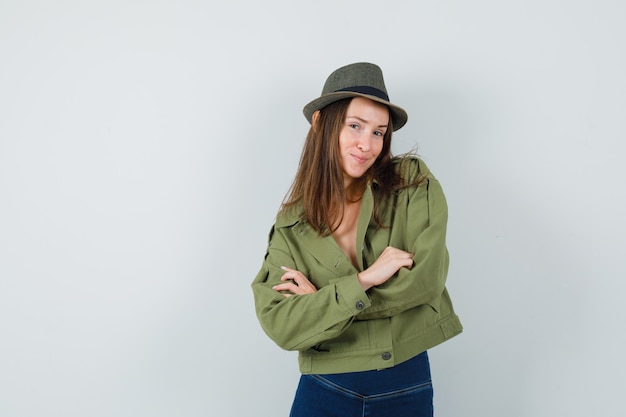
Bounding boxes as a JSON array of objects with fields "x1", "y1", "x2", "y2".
[{"x1": 1, "y1": 1, "x2": 625, "y2": 416}]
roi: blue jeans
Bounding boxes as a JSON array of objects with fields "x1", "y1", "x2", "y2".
[{"x1": 289, "y1": 351, "x2": 433, "y2": 417}]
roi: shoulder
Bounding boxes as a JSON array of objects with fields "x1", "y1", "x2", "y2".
[
  {"x1": 391, "y1": 155, "x2": 434, "y2": 186},
  {"x1": 264, "y1": 207, "x2": 302, "y2": 253},
  {"x1": 275, "y1": 204, "x2": 303, "y2": 229}
]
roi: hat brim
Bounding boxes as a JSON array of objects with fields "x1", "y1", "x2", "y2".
[{"x1": 303, "y1": 92, "x2": 408, "y2": 131}]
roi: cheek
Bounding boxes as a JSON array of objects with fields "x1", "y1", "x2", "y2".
[
  {"x1": 338, "y1": 131, "x2": 350, "y2": 152},
  {"x1": 372, "y1": 140, "x2": 384, "y2": 158}
]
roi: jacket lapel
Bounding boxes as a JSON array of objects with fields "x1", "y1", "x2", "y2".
[
  {"x1": 355, "y1": 184, "x2": 374, "y2": 271},
  {"x1": 294, "y1": 223, "x2": 355, "y2": 279},
  {"x1": 293, "y1": 183, "x2": 375, "y2": 279}
]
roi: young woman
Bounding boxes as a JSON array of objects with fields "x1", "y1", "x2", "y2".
[{"x1": 252, "y1": 62, "x2": 462, "y2": 417}]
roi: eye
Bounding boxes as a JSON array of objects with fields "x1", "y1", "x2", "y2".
[
  {"x1": 374, "y1": 130, "x2": 385, "y2": 137},
  {"x1": 350, "y1": 123, "x2": 360, "y2": 130}
]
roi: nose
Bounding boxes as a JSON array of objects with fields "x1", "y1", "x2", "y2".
[{"x1": 357, "y1": 137, "x2": 371, "y2": 152}]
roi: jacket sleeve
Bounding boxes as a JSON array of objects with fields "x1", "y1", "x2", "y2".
[
  {"x1": 357, "y1": 174, "x2": 450, "y2": 321},
  {"x1": 251, "y1": 227, "x2": 371, "y2": 351}
]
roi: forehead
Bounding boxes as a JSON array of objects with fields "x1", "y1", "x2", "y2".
[{"x1": 346, "y1": 97, "x2": 390, "y2": 124}]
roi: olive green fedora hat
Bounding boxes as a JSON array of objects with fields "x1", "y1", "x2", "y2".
[{"x1": 303, "y1": 62, "x2": 408, "y2": 131}]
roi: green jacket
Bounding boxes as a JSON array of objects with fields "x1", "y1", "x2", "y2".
[{"x1": 252, "y1": 157, "x2": 462, "y2": 374}]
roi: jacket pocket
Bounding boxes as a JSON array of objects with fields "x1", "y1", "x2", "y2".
[{"x1": 426, "y1": 296, "x2": 440, "y2": 313}]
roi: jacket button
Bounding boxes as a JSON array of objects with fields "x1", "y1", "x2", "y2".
[
  {"x1": 381, "y1": 352, "x2": 392, "y2": 360},
  {"x1": 355, "y1": 300, "x2": 365, "y2": 310}
]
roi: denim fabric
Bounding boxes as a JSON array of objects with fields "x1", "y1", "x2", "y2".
[{"x1": 289, "y1": 351, "x2": 433, "y2": 417}]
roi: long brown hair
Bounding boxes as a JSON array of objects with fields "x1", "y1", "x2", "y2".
[{"x1": 281, "y1": 98, "x2": 418, "y2": 236}]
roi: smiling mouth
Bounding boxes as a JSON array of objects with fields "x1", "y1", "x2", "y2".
[{"x1": 351, "y1": 154, "x2": 368, "y2": 163}]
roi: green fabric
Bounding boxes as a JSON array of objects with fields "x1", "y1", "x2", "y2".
[{"x1": 252, "y1": 157, "x2": 462, "y2": 374}]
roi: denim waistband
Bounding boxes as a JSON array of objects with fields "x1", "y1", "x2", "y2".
[{"x1": 311, "y1": 351, "x2": 431, "y2": 397}]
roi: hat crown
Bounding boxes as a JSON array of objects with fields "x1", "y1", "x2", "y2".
[
  {"x1": 303, "y1": 62, "x2": 408, "y2": 131},
  {"x1": 321, "y1": 62, "x2": 389, "y2": 99}
]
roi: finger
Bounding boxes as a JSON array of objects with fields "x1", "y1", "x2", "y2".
[
  {"x1": 392, "y1": 249, "x2": 412, "y2": 258},
  {"x1": 279, "y1": 266, "x2": 317, "y2": 294},
  {"x1": 280, "y1": 267, "x2": 301, "y2": 280},
  {"x1": 281, "y1": 270, "x2": 308, "y2": 285},
  {"x1": 385, "y1": 247, "x2": 413, "y2": 257},
  {"x1": 398, "y1": 257, "x2": 414, "y2": 270},
  {"x1": 393, "y1": 251, "x2": 413, "y2": 261},
  {"x1": 292, "y1": 277, "x2": 316, "y2": 294},
  {"x1": 280, "y1": 275, "x2": 300, "y2": 288},
  {"x1": 272, "y1": 282, "x2": 298, "y2": 292}
]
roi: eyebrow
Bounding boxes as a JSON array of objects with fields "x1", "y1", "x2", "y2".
[{"x1": 346, "y1": 115, "x2": 389, "y2": 129}]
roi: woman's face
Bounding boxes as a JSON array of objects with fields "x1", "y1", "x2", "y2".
[{"x1": 337, "y1": 97, "x2": 389, "y2": 187}]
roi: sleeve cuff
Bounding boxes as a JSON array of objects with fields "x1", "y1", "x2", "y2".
[{"x1": 331, "y1": 274, "x2": 371, "y2": 314}]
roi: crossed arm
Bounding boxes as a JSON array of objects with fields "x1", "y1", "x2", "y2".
[{"x1": 252, "y1": 178, "x2": 449, "y2": 350}]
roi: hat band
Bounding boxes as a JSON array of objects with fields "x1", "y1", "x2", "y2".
[{"x1": 335, "y1": 86, "x2": 389, "y2": 101}]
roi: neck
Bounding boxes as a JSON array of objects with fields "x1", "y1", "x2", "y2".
[{"x1": 344, "y1": 179, "x2": 366, "y2": 204}]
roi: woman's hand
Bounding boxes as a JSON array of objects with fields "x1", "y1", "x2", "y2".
[
  {"x1": 272, "y1": 266, "x2": 318, "y2": 297},
  {"x1": 357, "y1": 246, "x2": 413, "y2": 291}
]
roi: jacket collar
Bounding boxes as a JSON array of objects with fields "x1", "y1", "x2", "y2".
[{"x1": 275, "y1": 184, "x2": 375, "y2": 275}]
